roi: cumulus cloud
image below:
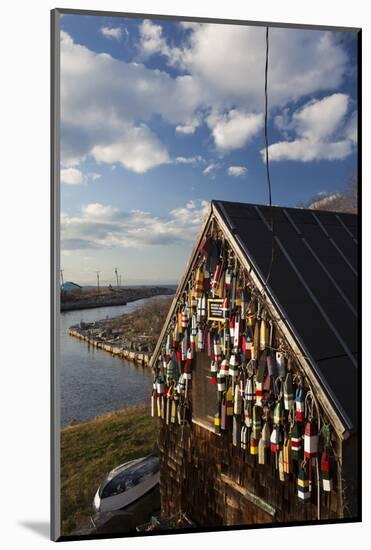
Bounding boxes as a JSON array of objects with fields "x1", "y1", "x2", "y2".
[
  {"x1": 60, "y1": 31, "x2": 202, "y2": 171},
  {"x1": 61, "y1": 167, "x2": 83, "y2": 185},
  {"x1": 228, "y1": 166, "x2": 247, "y2": 177},
  {"x1": 203, "y1": 163, "x2": 219, "y2": 177},
  {"x1": 100, "y1": 26, "x2": 123, "y2": 40},
  {"x1": 61, "y1": 200, "x2": 210, "y2": 250},
  {"x1": 91, "y1": 124, "x2": 170, "y2": 173},
  {"x1": 208, "y1": 110, "x2": 263, "y2": 151},
  {"x1": 264, "y1": 94, "x2": 356, "y2": 162},
  {"x1": 175, "y1": 155, "x2": 204, "y2": 165}
]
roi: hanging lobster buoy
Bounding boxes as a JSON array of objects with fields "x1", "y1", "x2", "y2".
[
  {"x1": 222, "y1": 296, "x2": 230, "y2": 319},
  {"x1": 213, "y1": 334, "x2": 222, "y2": 362},
  {"x1": 244, "y1": 400, "x2": 253, "y2": 427},
  {"x1": 234, "y1": 383, "x2": 242, "y2": 415},
  {"x1": 278, "y1": 450, "x2": 285, "y2": 481},
  {"x1": 270, "y1": 426, "x2": 280, "y2": 453},
  {"x1": 290, "y1": 421, "x2": 302, "y2": 461},
  {"x1": 220, "y1": 358, "x2": 229, "y2": 377},
  {"x1": 217, "y1": 371, "x2": 227, "y2": 393},
  {"x1": 283, "y1": 435, "x2": 292, "y2": 474},
  {"x1": 151, "y1": 382, "x2": 157, "y2": 418},
  {"x1": 226, "y1": 386, "x2": 234, "y2": 416},
  {"x1": 304, "y1": 420, "x2": 319, "y2": 459},
  {"x1": 171, "y1": 396, "x2": 177, "y2": 423},
  {"x1": 252, "y1": 405, "x2": 262, "y2": 438},
  {"x1": 211, "y1": 262, "x2": 222, "y2": 296},
  {"x1": 233, "y1": 317, "x2": 240, "y2": 351},
  {"x1": 256, "y1": 379, "x2": 265, "y2": 406},
  {"x1": 225, "y1": 269, "x2": 232, "y2": 292},
  {"x1": 232, "y1": 416, "x2": 240, "y2": 447},
  {"x1": 273, "y1": 400, "x2": 284, "y2": 425},
  {"x1": 194, "y1": 267, "x2": 204, "y2": 299},
  {"x1": 181, "y1": 307, "x2": 189, "y2": 329},
  {"x1": 221, "y1": 396, "x2": 227, "y2": 430},
  {"x1": 276, "y1": 352, "x2": 286, "y2": 378},
  {"x1": 295, "y1": 387, "x2": 305, "y2": 422},
  {"x1": 250, "y1": 435, "x2": 258, "y2": 456},
  {"x1": 228, "y1": 353, "x2": 240, "y2": 390},
  {"x1": 200, "y1": 295, "x2": 207, "y2": 319},
  {"x1": 321, "y1": 450, "x2": 332, "y2": 492},
  {"x1": 259, "y1": 319, "x2": 267, "y2": 350},
  {"x1": 210, "y1": 360, "x2": 218, "y2": 385},
  {"x1": 214, "y1": 406, "x2": 221, "y2": 435},
  {"x1": 229, "y1": 317, "x2": 235, "y2": 340},
  {"x1": 297, "y1": 462, "x2": 311, "y2": 502},
  {"x1": 283, "y1": 372, "x2": 294, "y2": 411},
  {"x1": 258, "y1": 422, "x2": 271, "y2": 464},
  {"x1": 245, "y1": 376, "x2": 255, "y2": 401}
]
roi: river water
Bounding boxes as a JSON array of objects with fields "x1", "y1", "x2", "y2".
[{"x1": 60, "y1": 295, "x2": 169, "y2": 427}]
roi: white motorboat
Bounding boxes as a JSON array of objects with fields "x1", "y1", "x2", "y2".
[{"x1": 93, "y1": 455, "x2": 160, "y2": 513}]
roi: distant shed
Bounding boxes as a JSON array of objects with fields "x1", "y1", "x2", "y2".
[{"x1": 150, "y1": 200, "x2": 359, "y2": 528}]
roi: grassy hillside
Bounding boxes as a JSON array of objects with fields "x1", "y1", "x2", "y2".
[{"x1": 61, "y1": 405, "x2": 159, "y2": 535}]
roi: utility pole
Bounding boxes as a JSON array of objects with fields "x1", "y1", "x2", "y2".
[
  {"x1": 114, "y1": 268, "x2": 119, "y2": 290},
  {"x1": 60, "y1": 269, "x2": 64, "y2": 289},
  {"x1": 96, "y1": 271, "x2": 100, "y2": 294}
]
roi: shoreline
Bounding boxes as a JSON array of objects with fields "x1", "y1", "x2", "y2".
[
  {"x1": 61, "y1": 286, "x2": 174, "y2": 312},
  {"x1": 68, "y1": 327, "x2": 152, "y2": 367}
]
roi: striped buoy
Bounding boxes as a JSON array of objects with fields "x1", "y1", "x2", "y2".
[
  {"x1": 181, "y1": 307, "x2": 189, "y2": 329},
  {"x1": 191, "y1": 314, "x2": 197, "y2": 337},
  {"x1": 210, "y1": 360, "x2": 218, "y2": 385},
  {"x1": 290, "y1": 421, "x2": 302, "y2": 461},
  {"x1": 297, "y1": 463, "x2": 311, "y2": 502},
  {"x1": 214, "y1": 406, "x2": 221, "y2": 435},
  {"x1": 222, "y1": 296, "x2": 230, "y2": 319},
  {"x1": 229, "y1": 317, "x2": 235, "y2": 340},
  {"x1": 321, "y1": 450, "x2": 332, "y2": 492},
  {"x1": 171, "y1": 398, "x2": 177, "y2": 423},
  {"x1": 225, "y1": 269, "x2": 232, "y2": 291},
  {"x1": 151, "y1": 382, "x2": 157, "y2": 418},
  {"x1": 203, "y1": 267, "x2": 210, "y2": 292},
  {"x1": 256, "y1": 376, "x2": 265, "y2": 406},
  {"x1": 228, "y1": 353, "x2": 240, "y2": 384},
  {"x1": 220, "y1": 358, "x2": 229, "y2": 376},
  {"x1": 273, "y1": 400, "x2": 284, "y2": 425},
  {"x1": 245, "y1": 376, "x2": 255, "y2": 401},
  {"x1": 217, "y1": 371, "x2": 227, "y2": 393},
  {"x1": 276, "y1": 352, "x2": 286, "y2": 378},
  {"x1": 283, "y1": 373, "x2": 294, "y2": 411},
  {"x1": 226, "y1": 386, "x2": 234, "y2": 416},
  {"x1": 213, "y1": 334, "x2": 222, "y2": 362},
  {"x1": 270, "y1": 427, "x2": 279, "y2": 453},
  {"x1": 211, "y1": 262, "x2": 222, "y2": 296},
  {"x1": 259, "y1": 319, "x2": 267, "y2": 350},
  {"x1": 165, "y1": 334, "x2": 171, "y2": 356},
  {"x1": 194, "y1": 267, "x2": 204, "y2": 299},
  {"x1": 304, "y1": 420, "x2": 319, "y2": 458},
  {"x1": 295, "y1": 387, "x2": 305, "y2": 422},
  {"x1": 200, "y1": 295, "x2": 207, "y2": 319}
]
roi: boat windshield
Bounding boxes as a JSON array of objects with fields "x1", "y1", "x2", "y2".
[{"x1": 100, "y1": 456, "x2": 159, "y2": 498}]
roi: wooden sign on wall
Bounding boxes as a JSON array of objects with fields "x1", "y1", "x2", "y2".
[{"x1": 207, "y1": 298, "x2": 224, "y2": 321}]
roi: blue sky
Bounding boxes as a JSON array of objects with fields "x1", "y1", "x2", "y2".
[{"x1": 60, "y1": 14, "x2": 358, "y2": 286}]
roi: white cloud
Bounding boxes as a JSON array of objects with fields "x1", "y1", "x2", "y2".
[
  {"x1": 228, "y1": 166, "x2": 247, "y2": 177},
  {"x1": 265, "y1": 94, "x2": 356, "y2": 162},
  {"x1": 203, "y1": 163, "x2": 219, "y2": 176},
  {"x1": 61, "y1": 167, "x2": 83, "y2": 185},
  {"x1": 175, "y1": 118, "x2": 200, "y2": 134},
  {"x1": 86, "y1": 172, "x2": 101, "y2": 181},
  {"x1": 175, "y1": 155, "x2": 204, "y2": 165},
  {"x1": 61, "y1": 200, "x2": 210, "y2": 250},
  {"x1": 139, "y1": 19, "x2": 183, "y2": 65},
  {"x1": 91, "y1": 124, "x2": 170, "y2": 173},
  {"x1": 100, "y1": 26, "x2": 123, "y2": 40},
  {"x1": 208, "y1": 110, "x2": 263, "y2": 151}
]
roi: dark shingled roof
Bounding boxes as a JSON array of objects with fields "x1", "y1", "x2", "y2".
[{"x1": 214, "y1": 200, "x2": 358, "y2": 432}]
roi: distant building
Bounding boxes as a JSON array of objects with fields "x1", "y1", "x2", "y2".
[{"x1": 61, "y1": 281, "x2": 82, "y2": 293}]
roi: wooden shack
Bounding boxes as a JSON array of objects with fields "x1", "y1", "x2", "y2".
[{"x1": 150, "y1": 200, "x2": 358, "y2": 528}]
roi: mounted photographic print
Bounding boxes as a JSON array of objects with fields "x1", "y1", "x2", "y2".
[{"x1": 51, "y1": 8, "x2": 361, "y2": 542}]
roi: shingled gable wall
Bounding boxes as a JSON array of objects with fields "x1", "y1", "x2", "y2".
[{"x1": 153, "y1": 206, "x2": 356, "y2": 527}]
